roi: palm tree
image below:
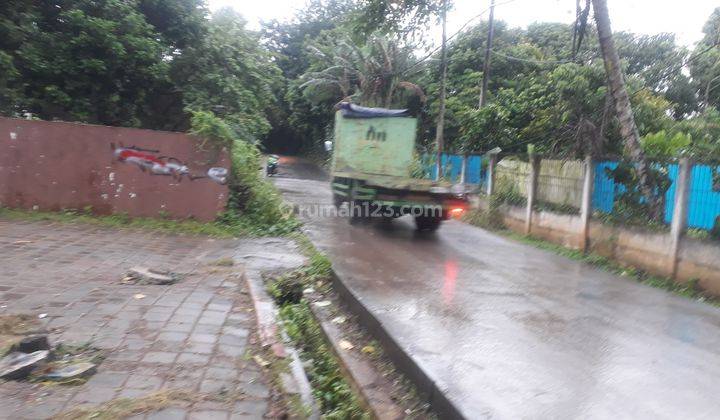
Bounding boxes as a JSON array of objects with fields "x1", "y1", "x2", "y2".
[
  {"x1": 299, "y1": 35, "x2": 426, "y2": 109},
  {"x1": 592, "y1": 0, "x2": 661, "y2": 218}
]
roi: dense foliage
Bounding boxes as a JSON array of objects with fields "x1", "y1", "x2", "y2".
[
  {"x1": 262, "y1": 3, "x2": 720, "y2": 160},
  {"x1": 1, "y1": 1, "x2": 719, "y2": 168},
  {"x1": 0, "y1": 1, "x2": 280, "y2": 137},
  {"x1": 189, "y1": 111, "x2": 299, "y2": 234}
]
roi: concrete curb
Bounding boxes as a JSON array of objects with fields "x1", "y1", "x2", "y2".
[
  {"x1": 243, "y1": 270, "x2": 320, "y2": 419},
  {"x1": 307, "y1": 296, "x2": 406, "y2": 420},
  {"x1": 326, "y1": 267, "x2": 465, "y2": 420}
]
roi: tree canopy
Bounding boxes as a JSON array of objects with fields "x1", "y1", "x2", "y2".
[
  {"x1": 0, "y1": 0, "x2": 280, "y2": 141},
  {"x1": 0, "y1": 1, "x2": 719, "y2": 160}
]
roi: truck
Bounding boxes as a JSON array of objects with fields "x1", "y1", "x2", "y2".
[{"x1": 328, "y1": 103, "x2": 470, "y2": 231}]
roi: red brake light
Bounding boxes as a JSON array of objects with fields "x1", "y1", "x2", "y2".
[{"x1": 449, "y1": 207, "x2": 465, "y2": 218}]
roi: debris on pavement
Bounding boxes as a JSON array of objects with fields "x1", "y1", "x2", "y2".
[
  {"x1": 0, "y1": 317, "x2": 103, "y2": 384},
  {"x1": 330, "y1": 316, "x2": 346, "y2": 324},
  {"x1": 0, "y1": 350, "x2": 49, "y2": 380},
  {"x1": 338, "y1": 340, "x2": 354, "y2": 350},
  {"x1": 11, "y1": 335, "x2": 50, "y2": 353},
  {"x1": 361, "y1": 345, "x2": 376, "y2": 355},
  {"x1": 313, "y1": 300, "x2": 331, "y2": 308},
  {"x1": 37, "y1": 313, "x2": 47, "y2": 319},
  {"x1": 0, "y1": 314, "x2": 46, "y2": 355},
  {"x1": 43, "y1": 362, "x2": 96, "y2": 381},
  {"x1": 122, "y1": 267, "x2": 181, "y2": 285},
  {"x1": 253, "y1": 355, "x2": 270, "y2": 367},
  {"x1": 1, "y1": 221, "x2": 283, "y2": 419}
]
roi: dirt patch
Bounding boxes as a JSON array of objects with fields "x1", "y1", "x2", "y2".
[{"x1": 0, "y1": 314, "x2": 45, "y2": 354}]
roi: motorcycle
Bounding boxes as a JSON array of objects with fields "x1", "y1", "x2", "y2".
[{"x1": 266, "y1": 155, "x2": 279, "y2": 176}]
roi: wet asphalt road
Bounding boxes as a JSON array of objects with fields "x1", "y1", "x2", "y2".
[{"x1": 273, "y1": 157, "x2": 720, "y2": 419}]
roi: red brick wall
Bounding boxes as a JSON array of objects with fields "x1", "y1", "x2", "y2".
[{"x1": 0, "y1": 117, "x2": 230, "y2": 222}]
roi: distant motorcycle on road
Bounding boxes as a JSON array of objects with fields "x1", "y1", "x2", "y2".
[{"x1": 266, "y1": 154, "x2": 279, "y2": 176}]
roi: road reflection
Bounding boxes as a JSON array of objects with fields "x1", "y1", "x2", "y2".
[{"x1": 443, "y1": 259, "x2": 458, "y2": 305}]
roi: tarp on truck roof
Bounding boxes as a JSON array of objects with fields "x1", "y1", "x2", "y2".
[{"x1": 337, "y1": 102, "x2": 410, "y2": 119}]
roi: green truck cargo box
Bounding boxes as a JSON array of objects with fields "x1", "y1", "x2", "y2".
[
  {"x1": 332, "y1": 111, "x2": 417, "y2": 178},
  {"x1": 329, "y1": 105, "x2": 469, "y2": 231}
]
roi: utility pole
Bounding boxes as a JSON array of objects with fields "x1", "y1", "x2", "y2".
[
  {"x1": 478, "y1": 0, "x2": 495, "y2": 108},
  {"x1": 435, "y1": 0, "x2": 448, "y2": 180}
]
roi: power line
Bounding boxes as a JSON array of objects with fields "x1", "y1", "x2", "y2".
[
  {"x1": 489, "y1": 49, "x2": 574, "y2": 65},
  {"x1": 403, "y1": 0, "x2": 522, "y2": 75}
]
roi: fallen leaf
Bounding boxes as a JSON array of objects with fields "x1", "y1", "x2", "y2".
[
  {"x1": 338, "y1": 339, "x2": 354, "y2": 350},
  {"x1": 331, "y1": 316, "x2": 346, "y2": 324},
  {"x1": 361, "y1": 345, "x2": 376, "y2": 355},
  {"x1": 253, "y1": 355, "x2": 270, "y2": 367},
  {"x1": 133, "y1": 294, "x2": 146, "y2": 300},
  {"x1": 314, "y1": 300, "x2": 331, "y2": 308}
]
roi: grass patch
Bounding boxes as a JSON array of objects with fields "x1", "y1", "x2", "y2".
[
  {"x1": 55, "y1": 387, "x2": 252, "y2": 419},
  {"x1": 191, "y1": 111, "x2": 300, "y2": 237},
  {"x1": 278, "y1": 301, "x2": 369, "y2": 419},
  {"x1": 464, "y1": 208, "x2": 720, "y2": 306},
  {"x1": 52, "y1": 342, "x2": 106, "y2": 366},
  {"x1": 0, "y1": 314, "x2": 42, "y2": 336},
  {"x1": 0, "y1": 207, "x2": 246, "y2": 237},
  {"x1": 0, "y1": 190, "x2": 298, "y2": 238},
  {"x1": 54, "y1": 389, "x2": 196, "y2": 420},
  {"x1": 266, "y1": 237, "x2": 368, "y2": 419},
  {"x1": 209, "y1": 257, "x2": 234, "y2": 267}
]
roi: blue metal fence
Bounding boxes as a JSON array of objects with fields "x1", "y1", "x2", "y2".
[
  {"x1": 422, "y1": 153, "x2": 487, "y2": 187},
  {"x1": 592, "y1": 160, "x2": 720, "y2": 230},
  {"x1": 687, "y1": 164, "x2": 720, "y2": 230},
  {"x1": 426, "y1": 155, "x2": 720, "y2": 231}
]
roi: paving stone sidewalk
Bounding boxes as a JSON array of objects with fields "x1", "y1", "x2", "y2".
[{"x1": 0, "y1": 218, "x2": 280, "y2": 419}]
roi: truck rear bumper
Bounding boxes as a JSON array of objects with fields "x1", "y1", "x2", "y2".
[{"x1": 332, "y1": 176, "x2": 469, "y2": 220}]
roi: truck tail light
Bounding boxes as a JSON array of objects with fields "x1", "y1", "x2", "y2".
[{"x1": 449, "y1": 207, "x2": 465, "y2": 219}]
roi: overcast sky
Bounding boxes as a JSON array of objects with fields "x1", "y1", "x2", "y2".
[{"x1": 208, "y1": 0, "x2": 718, "y2": 47}]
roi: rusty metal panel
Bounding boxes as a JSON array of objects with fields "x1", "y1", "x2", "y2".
[{"x1": 332, "y1": 111, "x2": 417, "y2": 178}]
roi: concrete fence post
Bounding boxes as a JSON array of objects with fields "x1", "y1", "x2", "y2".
[
  {"x1": 525, "y1": 154, "x2": 540, "y2": 235},
  {"x1": 669, "y1": 157, "x2": 692, "y2": 279},
  {"x1": 580, "y1": 156, "x2": 595, "y2": 252},
  {"x1": 460, "y1": 154, "x2": 468, "y2": 184},
  {"x1": 486, "y1": 153, "x2": 498, "y2": 196}
]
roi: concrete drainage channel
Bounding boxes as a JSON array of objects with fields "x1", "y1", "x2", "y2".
[
  {"x1": 244, "y1": 269, "x2": 320, "y2": 419},
  {"x1": 240, "y1": 240, "x2": 435, "y2": 419},
  {"x1": 326, "y1": 268, "x2": 463, "y2": 419}
]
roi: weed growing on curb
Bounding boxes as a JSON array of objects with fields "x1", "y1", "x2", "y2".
[{"x1": 264, "y1": 233, "x2": 369, "y2": 419}]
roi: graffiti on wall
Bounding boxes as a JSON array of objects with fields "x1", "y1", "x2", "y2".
[{"x1": 112, "y1": 144, "x2": 228, "y2": 184}]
